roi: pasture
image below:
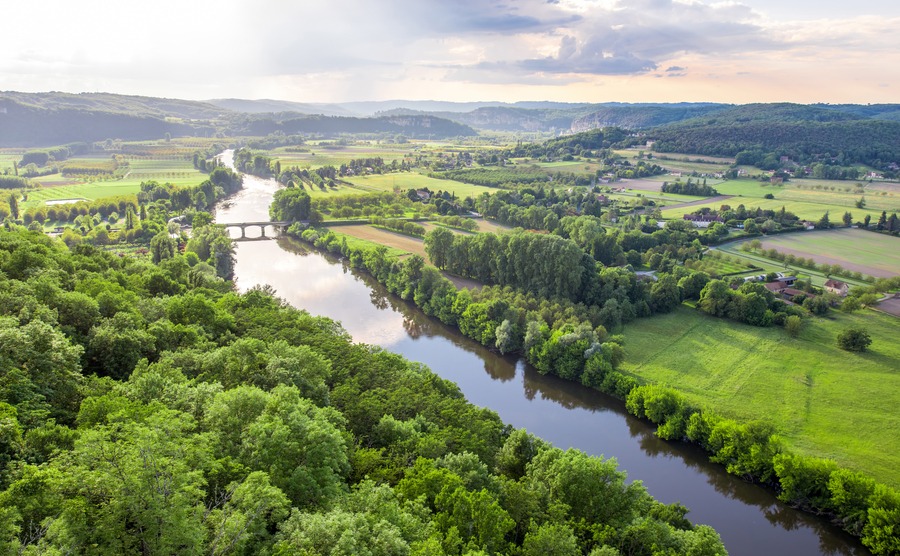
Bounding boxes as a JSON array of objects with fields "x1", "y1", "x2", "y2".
[
  {"x1": 741, "y1": 229, "x2": 900, "y2": 278},
  {"x1": 621, "y1": 306, "x2": 900, "y2": 487}
]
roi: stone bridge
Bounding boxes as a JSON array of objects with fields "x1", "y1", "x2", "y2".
[{"x1": 219, "y1": 221, "x2": 306, "y2": 239}]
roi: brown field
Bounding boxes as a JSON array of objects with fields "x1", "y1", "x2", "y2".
[
  {"x1": 618, "y1": 178, "x2": 666, "y2": 192},
  {"x1": 330, "y1": 224, "x2": 482, "y2": 289},
  {"x1": 330, "y1": 225, "x2": 429, "y2": 258}
]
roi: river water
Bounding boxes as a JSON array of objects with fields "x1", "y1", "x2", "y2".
[{"x1": 214, "y1": 152, "x2": 866, "y2": 556}]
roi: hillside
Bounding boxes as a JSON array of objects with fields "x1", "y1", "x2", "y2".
[{"x1": 0, "y1": 92, "x2": 224, "y2": 146}]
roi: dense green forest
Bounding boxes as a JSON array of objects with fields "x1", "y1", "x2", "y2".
[
  {"x1": 0, "y1": 227, "x2": 731, "y2": 554},
  {"x1": 649, "y1": 105, "x2": 900, "y2": 172}
]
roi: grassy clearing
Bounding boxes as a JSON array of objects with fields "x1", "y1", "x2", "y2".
[
  {"x1": 740, "y1": 229, "x2": 900, "y2": 278},
  {"x1": 621, "y1": 306, "x2": 900, "y2": 487}
]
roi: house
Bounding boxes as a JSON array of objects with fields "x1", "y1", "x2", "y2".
[
  {"x1": 781, "y1": 288, "x2": 810, "y2": 301},
  {"x1": 763, "y1": 276, "x2": 798, "y2": 294},
  {"x1": 415, "y1": 189, "x2": 431, "y2": 201},
  {"x1": 799, "y1": 220, "x2": 816, "y2": 230},
  {"x1": 682, "y1": 214, "x2": 724, "y2": 228},
  {"x1": 824, "y1": 279, "x2": 850, "y2": 297}
]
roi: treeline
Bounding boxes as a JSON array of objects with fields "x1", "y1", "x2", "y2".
[
  {"x1": 0, "y1": 227, "x2": 727, "y2": 555},
  {"x1": 369, "y1": 217, "x2": 426, "y2": 237},
  {"x1": 289, "y1": 227, "x2": 900, "y2": 556},
  {"x1": 191, "y1": 143, "x2": 227, "y2": 172},
  {"x1": 625, "y1": 383, "x2": 900, "y2": 556},
  {"x1": 431, "y1": 167, "x2": 549, "y2": 187},
  {"x1": 661, "y1": 179, "x2": 719, "y2": 196},
  {"x1": 0, "y1": 176, "x2": 31, "y2": 190},
  {"x1": 508, "y1": 128, "x2": 632, "y2": 158}
]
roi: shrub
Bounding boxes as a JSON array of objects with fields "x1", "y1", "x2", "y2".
[{"x1": 836, "y1": 328, "x2": 872, "y2": 352}]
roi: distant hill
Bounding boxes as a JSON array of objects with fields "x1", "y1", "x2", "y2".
[
  {"x1": 231, "y1": 113, "x2": 477, "y2": 138},
  {"x1": 206, "y1": 98, "x2": 354, "y2": 117},
  {"x1": 0, "y1": 92, "x2": 222, "y2": 146},
  {"x1": 571, "y1": 104, "x2": 727, "y2": 131},
  {"x1": 640, "y1": 102, "x2": 900, "y2": 171},
  {"x1": 0, "y1": 92, "x2": 477, "y2": 146}
]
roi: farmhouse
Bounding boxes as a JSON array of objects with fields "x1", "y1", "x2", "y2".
[
  {"x1": 682, "y1": 213, "x2": 724, "y2": 228},
  {"x1": 799, "y1": 220, "x2": 816, "y2": 230},
  {"x1": 824, "y1": 279, "x2": 850, "y2": 297}
]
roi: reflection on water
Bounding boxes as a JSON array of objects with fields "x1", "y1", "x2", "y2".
[{"x1": 218, "y1": 160, "x2": 868, "y2": 556}]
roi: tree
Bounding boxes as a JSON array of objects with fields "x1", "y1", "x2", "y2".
[
  {"x1": 150, "y1": 231, "x2": 176, "y2": 264},
  {"x1": 842, "y1": 211, "x2": 853, "y2": 227},
  {"x1": 269, "y1": 188, "x2": 311, "y2": 222},
  {"x1": 424, "y1": 227, "x2": 454, "y2": 270},
  {"x1": 6, "y1": 194, "x2": 18, "y2": 220},
  {"x1": 650, "y1": 275, "x2": 682, "y2": 313},
  {"x1": 836, "y1": 328, "x2": 872, "y2": 352},
  {"x1": 816, "y1": 211, "x2": 831, "y2": 229},
  {"x1": 784, "y1": 315, "x2": 802, "y2": 337}
]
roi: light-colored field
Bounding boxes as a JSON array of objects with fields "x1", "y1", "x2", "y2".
[
  {"x1": 327, "y1": 225, "x2": 482, "y2": 290},
  {"x1": 621, "y1": 306, "x2": 900, "y2": 487},
  {"x1": 329, "y1": 224, "x2": 429, "y2": 259},
  {"x1": 24, "y1": 182, "x2": 143, "y2": 209},
  {"x1": 344, "y1": 173, "x2": 500, "y2": 199},
  {"x1": 743, "y1": 229, "x2": 900, "y2": 278},
  {"x1": 272, "y1": 144, "x2": 414, "y2": 170}
]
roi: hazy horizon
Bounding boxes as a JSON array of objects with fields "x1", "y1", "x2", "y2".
[{"x1": 2, "y1": 0, "x2": 898, "y2": 105}]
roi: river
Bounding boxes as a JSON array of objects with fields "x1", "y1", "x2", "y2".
[{"x1": 214, "y1": 151, "x2": 866, "y2": 556}]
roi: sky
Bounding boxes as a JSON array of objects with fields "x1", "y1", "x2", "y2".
[{"x1": 1, "y1": 0, "x2": 898, "y2": 105}]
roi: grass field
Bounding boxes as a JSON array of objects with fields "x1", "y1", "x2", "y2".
[
  {"x1": 661, "y1": 196, "x2": 885, "y2": 222},
  {"x1": 685, "y1": 254, "x2": 760, "y2": 277},
  {"x1": 736, "y1": 229, "x2": 900, "y2": 278},
  {"x1": 621, "y1": 306, "x2": 900, "y2": 487}
]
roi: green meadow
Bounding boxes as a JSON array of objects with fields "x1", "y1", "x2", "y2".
[{"x1": 621, "y1": 306, "x2": 900, "y2": 487}]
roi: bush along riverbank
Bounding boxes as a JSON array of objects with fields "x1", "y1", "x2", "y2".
[{"x1": 288, "y1": 224, "x2": 900, "y2": 556}]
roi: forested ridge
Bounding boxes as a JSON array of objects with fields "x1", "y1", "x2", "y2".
[{"x1": 0, "y1": 227, "x2": 728, "y2": 555}]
